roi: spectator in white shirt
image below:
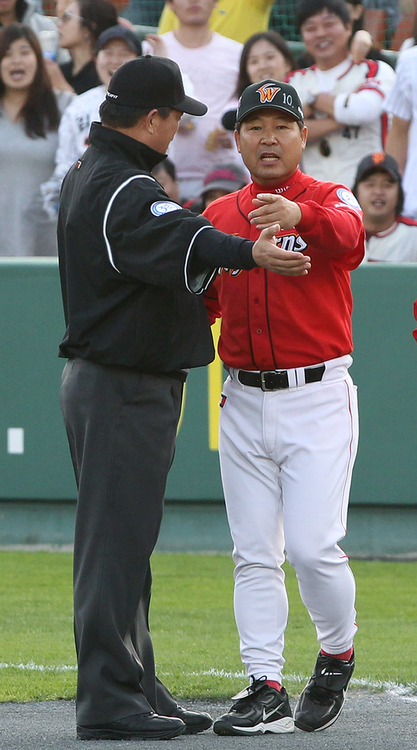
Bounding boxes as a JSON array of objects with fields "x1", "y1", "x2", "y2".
[
  {"x1": 352, "y1": 152, "x2": 417, "y2": 262},
  {"x1": 152, "y1": 0, "x2": 243, "y2": 201},
  {"x1": 40, "y1": 25, "x2": 141, "y2": 217},
  {"x1": 287, "y1": 0, "x2": 395, "y2": 188},
  {"x1": 384, "y1": 45, "x2": 417, "y2": 220}
]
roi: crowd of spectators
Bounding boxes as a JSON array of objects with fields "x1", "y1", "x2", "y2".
[
  {"x1": 1, "y1": 0, "x2": 416, "y2": 262},
  {"x1": 40, "y1": 23, "x2": 141, "y2": 217},
  {"x1": 49, "y1": 0, "x2": 119, "y2": 94}
]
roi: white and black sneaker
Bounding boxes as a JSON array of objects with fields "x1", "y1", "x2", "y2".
[
  {"x1": 213, "y1": 677, "x2": 294, "y2": 736},
  {"x1": 294, "y1": 651, "x2": 355, "y2": 732}
]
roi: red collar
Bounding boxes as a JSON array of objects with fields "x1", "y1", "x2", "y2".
[{"x1": 250, "y1": 169, "x2": 315, "y2": 202}]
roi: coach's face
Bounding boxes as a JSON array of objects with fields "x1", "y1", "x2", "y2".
[{"x1": 235, "y1": 109, "x2": 307, "y2": 186}]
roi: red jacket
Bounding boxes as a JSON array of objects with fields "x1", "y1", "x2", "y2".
[{"x1": 204, "y1": 169, "x2": 365, "y2": 370}]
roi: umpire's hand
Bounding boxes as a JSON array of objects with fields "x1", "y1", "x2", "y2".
[{"x1": 252, "y1": 225, "x2": 311, "y2": 276}]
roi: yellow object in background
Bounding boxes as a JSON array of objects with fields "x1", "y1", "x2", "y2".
[
  {"x1": 208, "y1": 317, "x2": 223, "y2": 450},
  {"x1": 158, "y1": 0, "x2": 274, "y2": 44}
]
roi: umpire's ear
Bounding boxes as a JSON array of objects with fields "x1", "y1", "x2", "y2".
[{"x1": 146, "y1": 109, "x2": 161, "y2": 135}]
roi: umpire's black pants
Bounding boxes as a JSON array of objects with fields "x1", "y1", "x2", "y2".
[{"x1": 60, "y1": 358, "x2": 184, "y2": 726}]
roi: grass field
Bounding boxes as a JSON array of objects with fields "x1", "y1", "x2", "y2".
[{"x1": 0, "y1": 551, "x2": 416, "y2": 702}]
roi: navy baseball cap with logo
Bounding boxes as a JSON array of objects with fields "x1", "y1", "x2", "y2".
[
  {"x1": 106, "y1": 55, "x2": 208, "y2": 116},
  {"x1": 353, "y1": 152, "x2": 401, "y2": 185},
  {"x1": 236, "y1": 79, "x2": 304, "y2": 124},
  {"x1": 96, "y1": 25, "x2": 142, "y2": 56}
]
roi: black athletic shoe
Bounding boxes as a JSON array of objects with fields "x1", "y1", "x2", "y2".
[
  {"x1": 213, "y1": 677, "x2": 294, "y2": 736},
  {"x1": 171, "y1": 705, "x2": 212, "y2": 734},
  {"x1": 294, "y1": 651, "x2": 355, "y2": 732},
  {"x1": 76, "y1": 711, "x2": 185, "y2": 740}
]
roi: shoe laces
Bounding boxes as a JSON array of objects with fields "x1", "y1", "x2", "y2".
[
  {"x1": 231, "y1": 676, "x2": 269, "y2": 710},
  {"x1": 248, "y1": 675, "x2": 268, "y2": 693}
]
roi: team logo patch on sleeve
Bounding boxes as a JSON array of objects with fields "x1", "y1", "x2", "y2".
[
  {"x1": 150, "y1": 201, "x2": 182, "y2": 216},
  {"x1": 335, "y1": 188, "x2": 362, "y2": 210}
]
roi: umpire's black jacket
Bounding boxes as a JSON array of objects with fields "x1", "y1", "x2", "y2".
[{"x1": 58, "y1": 122, "x2": 255, "y2": 373}]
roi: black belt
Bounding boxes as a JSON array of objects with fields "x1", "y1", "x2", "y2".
[{"x1": 237, "y1": 364, "x2": 325, "y2": 391}]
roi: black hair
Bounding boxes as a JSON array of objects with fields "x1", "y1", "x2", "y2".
[
  {"x1": 345, "y1": 0, "x2": 366, "y2": 36},
  {"x1": 397, "y1": 185, "x2": 405, "y2": 215},
  {"x1": 99, "y1": 99, "x2": 171, "y2": 129},
  {"x1": 153, "y1": 157, "x2": 177, "y2": 182},
  {"x1": 236, "y1": 31, "x2": 297, "y2": 97},
  {"x1": 352, "y1": 168, "x2": 404, "y2": 216},
  {"x1": 15, "y1": 0, "x2": 27, "y2": 22},
  {"x1": 78, "y1": 0, "x2": 119, "y2": 44},
  {"x1": 0, "y1": 23, "x2": 60, "y2": 138},
  {"x1": 297, "y1": 0, "x2": 351, "y2": 30}
]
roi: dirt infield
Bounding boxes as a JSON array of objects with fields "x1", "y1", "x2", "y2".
[{"x1": 0, "y1": 691, "x2": 416, "y2": 750}]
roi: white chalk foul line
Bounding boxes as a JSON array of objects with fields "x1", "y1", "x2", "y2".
[
  {"x1": 170, "y1": 669, "x2": 417, "y2": 695},
  {"x1": 1, "y1": 664, "x2": 416, "y2": 700},
  {"x1": 0, "y1": 662, "x2": 77, "y2": 672}
]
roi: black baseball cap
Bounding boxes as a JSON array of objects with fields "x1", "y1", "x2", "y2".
[
  {"x1": 96, "y1": 26, "x2": 142, "y2": 56},
  {"x1": 106, "y1": 55, "x2": 208, "y2": 116},
  {"x1": 354, "y1": 152, "x2": 401, "y2": 185},
  {"x1": 236, "y1": 79, "x2": 304, "y2": 124}
]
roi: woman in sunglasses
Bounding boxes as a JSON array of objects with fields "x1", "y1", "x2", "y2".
[{"x1": 56, "y1": 0, "x2": 118, "y2": 94}]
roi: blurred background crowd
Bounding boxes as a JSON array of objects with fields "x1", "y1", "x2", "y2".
[{"x1": 1, "y1": 0, "x2": 417, "y2": 261}]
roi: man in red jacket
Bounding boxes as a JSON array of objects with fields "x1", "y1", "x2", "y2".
[{"x1": 204, "y1": 79, "x2": 365, "y2": 736}]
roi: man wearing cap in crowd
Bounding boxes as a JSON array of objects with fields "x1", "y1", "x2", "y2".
[
  {"x1": 58, "y1": 57, "x2": 310, "y2": 741},
  {"x1": 200, "y1": 163, "x2": 248, "y2": 210},
  {"x1": 352, "y1": 152, "x2": 417, "y2": 262},
  {"x1": 203, "y1": 78, "x2": 365, "y2": 735},
  {"x1": 183, "y1": 162, "x2": 248, "y2": 212},
  {"x1": 41, "y1": 25, "x2": 142, "y2": 218},
  {"x1": 286, "y1": 0, "x2": 395, "y2": 189}
]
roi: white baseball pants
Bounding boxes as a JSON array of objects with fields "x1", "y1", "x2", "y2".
[{"x1": 219, "y1": 355, "x2": 358, "y2": 684}]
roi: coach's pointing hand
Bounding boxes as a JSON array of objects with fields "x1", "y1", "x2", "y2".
[
  {"x1": 252, "y1": 225, "x2": 311, "y2": 276},
  {"x1": 249, "y1": 193, "x2": 303, "y2": 231}
]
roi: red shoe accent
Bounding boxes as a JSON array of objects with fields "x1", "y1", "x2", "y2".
[
  {"x1": 265, "y1": 680, "x2": 282, "y2": 691},
  {"x1": 320, "y1": 648, "x2": 353, "y2": 661}
]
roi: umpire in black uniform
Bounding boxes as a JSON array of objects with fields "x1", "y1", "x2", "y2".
[{"x1": 58, "y1": 55, "x2": 310, "y2": 741}]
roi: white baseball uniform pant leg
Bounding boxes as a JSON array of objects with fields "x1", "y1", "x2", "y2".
[{"x1": 219, "y1": 356, "x2": 358, "y2": 684}]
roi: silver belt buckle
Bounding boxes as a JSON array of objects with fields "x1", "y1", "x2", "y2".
[
  {"x1": 260, "y1": 371, "x2": 271, "y2": 391},
  {"x1": 260, "y1": 370, "x2": 286, "y2": 391}
]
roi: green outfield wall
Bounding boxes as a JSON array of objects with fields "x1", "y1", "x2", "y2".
[{"x1": 0, "y1": 259, "x2": 416, "y2": 556}]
